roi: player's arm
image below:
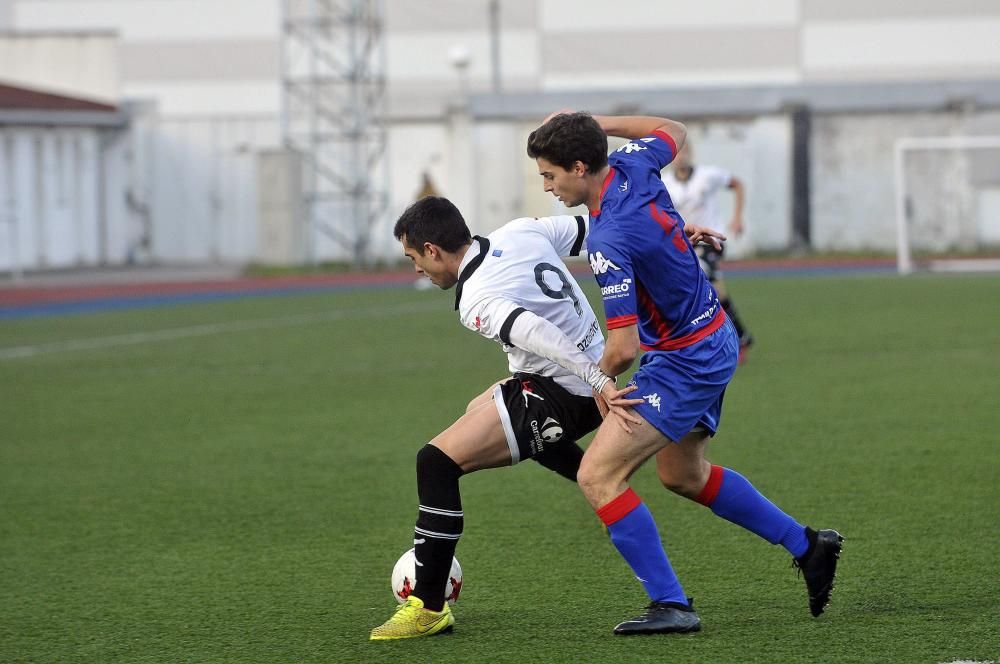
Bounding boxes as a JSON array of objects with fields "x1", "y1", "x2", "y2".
[
  {"x1": 506, "y1": 308, "x2": 610, "y2": 393},
  {"x1": 505, "y1": 309, "x2": 643, "y2": 430},
  {"x1": 599, "y1": 325, "x2": 640, "y2": 379},
  {"x1": 728, "y1": 176, "x2": 745, "y2": 236},
  {"x1": 530, "y1": 214, "x2": 588, "y2": 258},
  {"x1": 591, "y1": 114, "x2": 687, "y2": 153}
]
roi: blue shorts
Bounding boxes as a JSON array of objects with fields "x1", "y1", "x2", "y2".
[{"x1": 627, "y1": 319, "x2": 739, "y2": 442}]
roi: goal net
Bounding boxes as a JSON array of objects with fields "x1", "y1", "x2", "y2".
[{"x1": 893, "y1": 135, "x2": 1000, "y2": 274}]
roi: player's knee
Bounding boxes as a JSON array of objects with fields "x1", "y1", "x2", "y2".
[
  {"x1": 416, "y1": 444, "x2": 464, "y2": 482},
  {"x1": 576, "y1": 460, "x2": 611, "y2": 507},
  {"x1": 657, "y1": 465, "x2": 704, "y2": 499}
]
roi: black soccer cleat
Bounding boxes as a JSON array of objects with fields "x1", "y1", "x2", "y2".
[
  {"x1": 793, "y1": 527, "x2": 844, "y2": 617},
  {"x1": 612, "y1": 599, "x2": 702, "y2": 635}
]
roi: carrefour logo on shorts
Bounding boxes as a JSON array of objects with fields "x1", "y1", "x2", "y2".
[{"x1": 589, "y1": 252, "x2": 621, "y2": 275}]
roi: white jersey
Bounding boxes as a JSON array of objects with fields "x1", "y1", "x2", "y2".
[
  {"x1": 455, "y1": 215, "x2": 604, "y2": 397},
  {"x1": 663, "y1": 165, "x2": 732, "y2": 232}
]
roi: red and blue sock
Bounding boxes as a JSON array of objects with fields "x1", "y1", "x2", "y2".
[
  {"x1": 597, "y1": 488, "x2": 687, "y2": 604},
  {"x1": 696, "y1": 465, "x2": 809, "y2": 558}
]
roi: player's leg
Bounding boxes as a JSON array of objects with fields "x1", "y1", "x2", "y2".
[
  {"x1": 371, "y1": 401, "x2": 511, "y2": 640},
  {"x1": 465, "y1": 378, "x2": 588, "y2": 481},
  {"x1": 465, "y1": 379, "x2": 507, "y2": 413},
  {"x1": 655, "y1": 434, "x2": 843, "y2": 617},
  {"x1": 717, "y1": 275, "x2": 753, "y2": 349},
  {"x1": 699, "y1": 245, "x2": 753, "y2": 361},
  {"x1": 576, "y1": 418, "x2": 700, "y2": 634},
  {"x1": 532, "y1": 441, "x2": 585, "y2": 481},
  {"x1": 655, "y1": 431, "x2": 808, "y2": 555},
  {"x1": 413, "y1": 400, "x2": 513, "y2": 610}
]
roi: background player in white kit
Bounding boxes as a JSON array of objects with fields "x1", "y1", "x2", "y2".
[
  {"x1": 370, "y1": 196, "x2": 644, "y2": 640},
  {"x1": 663, "y1": 143, "x2": 755, "y2": 363}
]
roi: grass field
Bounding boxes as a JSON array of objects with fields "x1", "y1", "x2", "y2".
[{"x1": 2, "y1": 273, "x2": 999, "y2": 663}]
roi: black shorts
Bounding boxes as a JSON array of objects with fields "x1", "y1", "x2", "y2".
[
  {"x1": 493, "y1": 372, "x2": 603, "y2": 464},
  {"x1": 696, "y1": 243, "x2": 725, "y2": 283}
]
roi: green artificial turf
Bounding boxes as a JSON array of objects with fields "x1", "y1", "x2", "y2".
[{"x1": 2, "y1": 274, "x2": 998, "y2": 663}]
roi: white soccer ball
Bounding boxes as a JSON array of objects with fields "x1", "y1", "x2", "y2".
[{"x1": 391, "y1": 548, "x2": 463, "y2": 605}]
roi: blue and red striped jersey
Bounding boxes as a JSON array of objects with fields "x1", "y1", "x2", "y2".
[{"x1": 586, "y1": 129, "x2": 726, "y2": 351}]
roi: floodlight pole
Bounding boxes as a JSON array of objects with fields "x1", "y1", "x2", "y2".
[{"x1": 281, "y1": 0, "x2": 388, "y2": 266}]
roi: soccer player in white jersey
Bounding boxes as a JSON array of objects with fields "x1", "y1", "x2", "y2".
[
  {"x1": 369, "y1": 196, "x2": 643, "y2": 640},
  {"x1": 663, "y1": 143, "x2": 754, "y2": 363},
  {"x1": 370, "y1": 196, "x2": 724, "y2": 640}
]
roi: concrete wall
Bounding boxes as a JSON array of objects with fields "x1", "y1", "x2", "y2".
[
  {"x1": 811, "y1": 110, "x2": 1000, "y2": 252},
  {"x1": 5, "y1": 2, "x2": 1000, "y2": 266},
  {"x1": 0, "y1": 127, "x2": 103, "y2": 271},
  {"x1": 384, "y1": 112, "x2": 792, "y2": 261}
]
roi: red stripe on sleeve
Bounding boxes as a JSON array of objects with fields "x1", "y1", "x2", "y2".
[
  {"x1": 606, "y1": 314, "x2": 638, "y2": 329},
  {"x1": 596, "y1": 487, "x2": 642, "y2": 526},
  {"x1": 651, "y1": 129, "x2": 677, "y2": 158},
  {"x1": 695, "y1": 465, "x2": 725, "y2": 506}
]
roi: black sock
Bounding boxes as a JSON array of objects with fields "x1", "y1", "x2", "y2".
[
  {"x1": 412, "y1": 444, "x2": 464, "y2": 612},
  {"x1": 720, "y1": 297, "x2": 749, "y2": 340},
  {"x1": 532, "y1": 441, "x2": 585, "y2": 482}
]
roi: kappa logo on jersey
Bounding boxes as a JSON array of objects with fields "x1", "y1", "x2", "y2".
[
  {"x1": 616, "y1": 141, "x2": 648, "y2": 154},
  {"x1": 643, "y1": 393, "x2": 662, "y2": 412},
  {"x1": 589, "y1": 252, "x2": 621, "y2": 275},
  {"x1": 521, "y1": 380, "x2": 545, "y2": 407}
]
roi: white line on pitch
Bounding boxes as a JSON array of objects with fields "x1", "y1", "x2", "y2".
[{"x1": 0, "y1": 302, "x2": 429, "y2": 361}]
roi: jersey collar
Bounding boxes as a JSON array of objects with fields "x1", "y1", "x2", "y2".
[
  {"x1": 454, "y1": 235, "x2": 490, "y2": 310},
  {"x1": 589, "y1": 167, "x2": 616, "y2": 216}
]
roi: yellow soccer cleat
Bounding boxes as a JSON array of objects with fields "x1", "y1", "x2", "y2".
[{"x1": 370, "y1": 596, "x2": 455, "y2": 641}]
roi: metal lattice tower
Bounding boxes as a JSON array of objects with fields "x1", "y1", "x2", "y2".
[{"x1": 281, "y1": 0, "x2": 388, "y2": 265}]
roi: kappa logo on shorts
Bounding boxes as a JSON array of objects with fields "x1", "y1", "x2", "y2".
[{"x1": 643, "y1": 393, "x2": 662, "y2": 412}]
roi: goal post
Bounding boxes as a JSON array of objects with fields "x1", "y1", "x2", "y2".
[{"x1": 894, "y1": 135, "x2": 1000, "y2": 275}]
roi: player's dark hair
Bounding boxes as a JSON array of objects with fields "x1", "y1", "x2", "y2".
[
  {"x1": 526, "y1": 112, "x2": 608, "y2": 174},
  {"x1": 393, "y1": 196, "x2": 472, "y2": 255}
]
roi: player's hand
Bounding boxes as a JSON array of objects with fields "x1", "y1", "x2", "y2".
[
  {"x1": 593, "y1": 390, "x2": 610, "y2": 419},
  {"x1": 598, "y1": 383, "x2": 645, "y2": 434},
  {"x1": 684, "y1": 223, "x2": 726, "y2": 250}
]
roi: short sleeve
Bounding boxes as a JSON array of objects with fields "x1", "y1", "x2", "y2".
[
  {"x1": 587, "y1": 233, "x2": 637, "y2": 329},
  {"x1": 611, "y1": 129, "x2": 678, "y2": 171},
  {"x1": 517, "y1": 215, "x2": 588, "y2": 257},
  {"x1": 459, "y1": 296, "x2": 525, "y2": 345}
]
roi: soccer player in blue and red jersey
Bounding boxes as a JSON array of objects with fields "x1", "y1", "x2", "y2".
[{"x1": 527, "y1": 112, "x2": 843, "y2": 635}]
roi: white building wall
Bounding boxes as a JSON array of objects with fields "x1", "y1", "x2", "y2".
[
  {"x1": 811, "y1": 110, "x2": 1000, "y2": 252},
  {"x1": 5, "y1": 0, "x2": 1000, "y2": 266},
  {"x1": 0, "y1": 126, "x2": 106, "y2": 271},
  {"x1": 148, "y1": 117, "x2": 278, "y2": 263},
  {"x1": 0, "y1": 32, "x2": 119, "y2": 103}
]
